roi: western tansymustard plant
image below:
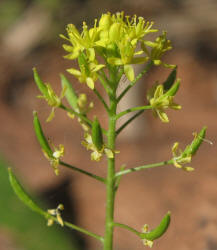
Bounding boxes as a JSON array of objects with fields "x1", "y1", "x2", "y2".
[{"x1": 8, "y1": 12, "x2": 207, "y2": 249}]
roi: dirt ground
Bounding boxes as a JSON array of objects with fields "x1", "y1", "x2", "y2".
[{"x1": 0, "y1": 44, "x2": 217, "y2": 250}]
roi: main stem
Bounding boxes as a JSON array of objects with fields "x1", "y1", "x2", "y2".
[{"x1": 104, "y1": 94, "x2": 117, "y2": 250}]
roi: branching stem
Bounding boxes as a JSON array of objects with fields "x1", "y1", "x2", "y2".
[
  {"x1": 115, "y1": 160, "x2": 172, "y2": 178},
  {"x1": 60, "y1": 161, "x2": 106, "y2": 183}
]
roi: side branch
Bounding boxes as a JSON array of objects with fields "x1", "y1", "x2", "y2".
[
  {"x1": 115, "y1": 160, "x2": 172, "y2": 178},
  {"x1": 63, "y1": 220, "x2": 104, "y2": 243},
  {"x1": 59, "y1": 104, "x2": 92, "y2": 126},
  {"x1": 113, "y1": 222, "x2": 141, "y2": 237},
  {"x1": 93, "y1": 88, "x2": 110, "y2": 113},
  {"x1": 117, "y1": 61, "x2": 153, "y2": 102},
  {"x1": 60, "y1": 161, "x2": 106, "y2": 183},
  {"x1": 116, "y1": 110, "x2": 144, "y2": 136},
  {"x1": 115, "y1": 105, "x2": 151, "y2": 120}
]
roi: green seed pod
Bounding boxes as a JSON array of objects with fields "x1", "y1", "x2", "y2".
[
  {"x1": 33, "y1": 68, "x2": 48, "y2": 98},
  {"x1": 141, "y1": 212, "x2": 171, "y2": 241},
  {"x1": 184, "y1": 126, "x2": 207, "y2": 156},
  {"x1": 8, "y1": 168, "x2": 46, "y2": 217},
  {"x1": 163, "y1": 67, "x2": 177, "y2": 91},
  {"x1": 92, "y1": 117, "x2": 104, "y2": 151},
  {"x1": 33, "y1": 111, "x2": 53, "y2": 158},
  {"x1": 60, "y1": 74, "x2": 78, "y2": 110},
  {"x1": 165, "y1": 79, "x2": 180, "y2": 97}
]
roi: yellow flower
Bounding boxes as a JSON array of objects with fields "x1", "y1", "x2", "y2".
[
  {"x1": 147, "y1": 81, "x2": 181, "y2": 123},
  {"x1": 81, "y1": 133, "x2": 117, "y2": 161},
  {"x1": 47, "y1": 204, "x2": 64, "y2": 227},
  {"x1": 43, "y1": 144, "x2": 65, "y2": 175}
]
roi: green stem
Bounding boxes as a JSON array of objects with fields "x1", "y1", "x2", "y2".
[
  {"x1": 98, "y1": 73, "x2": 112, "y2": 95},
  {"x1": 113, "y1": 222, "x2": 141, "y2": 237},
  {"x1": 60, "y1": 161, "x2": 106, "y2": 183},
  {"x1": 116, "y1": 105, "x2": 151, "y2": 120},
  {"x1": 59, "y1": 104, "x2": 92, "y2": 127},
  {"x1": 117, "y1": 61, "x2": 153, "y2": 103},
  {"x1": 116, "y1": 110, "x2": 144, "y2": 136},
  {"x1": 60, "y1": 103, "x2": 108, "y2": 135},
  {"x1": 104, "y1": 94, "x2": 117, "y2": 250},
  {"x1": 56, "y1": 218, "x2": 104, "y2": 242},
  {"x1": 115, "y1": 160, "x2": 172, "y2": 178},
  {"x1": 93, "y1": 89, "x2": 110, "y2": 113}
]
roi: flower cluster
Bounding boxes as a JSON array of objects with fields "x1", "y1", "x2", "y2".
[{"x1": 61, "y1": 12, "x2": 173, "y2": 88}]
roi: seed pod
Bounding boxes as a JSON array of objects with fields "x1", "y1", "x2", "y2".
[
  {"x1": 33, "y1": 68, "x2": 48, "y2": 98},
  {"x1": 141, "y1": 212, "x2": 171, "y2": 241},
  {"x1": 165, "y1": 79, "x2": 180, "y2": 97},
  {"x1": 92, "y1": 117, "x2": 104, "y2": 151},
  {"x1": 184, "y1": 126, "x2": 207, "y2": 156},
  {"x1": 33, "y1": 111, "x2": 53, "y2": 158},
  {"x1": 8, "y1": 168, "x2": 46, "y2": 217},
  {"x1": 163, "y1": 67, "x2": 177, "y2": 91},
  {"x1": 60, "y1": 74, "x2": 78, "y2": 111}
]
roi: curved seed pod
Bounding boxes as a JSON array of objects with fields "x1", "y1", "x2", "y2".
[
  {"x1": 141, "y1": 212, "x2": 171, "y2": 241},
  {"x1": 184, "y1": 126, "x2": 207, "y2": 156},
  {"x1": 33, "y1": 68, "x2": 48, "y2": 97},
  {"x1": 164, "y1": 79, "x2": 180, "y2": 97},
  {"x1": 33, "y1": 111, "x2": 53, "y2": 158},
  {"x1": 163, "y1": 67, "x2": 177, "y2": 91},
  {"x1": 92, "y1": 117, "x2": 104, "y2": 151},
  {"x1": 60, "y1": 74, "x2": 78, "y2": 110},
  {"x1": 8, "y1": 168, "x2": 46, "y2": 217}
]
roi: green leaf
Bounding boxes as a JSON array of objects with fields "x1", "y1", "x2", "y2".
[
  {"x1": 92, "y1": 117, "x2": 103, "y2": 150},
  {"x1": 8, "y1": 168, "x2": 47, "y2": 218},
  {"x1": 33, "y1": 111, "x2": 53, "y2": 157},
  {"x1": 163, "y1": 67, "x2": 177, "y2": 91},
  {"x1": 60, "y1": 74, "x2": 78, "y2": 110},
  {"x1": 141, "y1": 212, "x2": 171, "y2": 241}
]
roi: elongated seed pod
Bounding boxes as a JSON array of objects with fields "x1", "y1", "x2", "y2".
[
  {"x1": 33, "y1": 68, "x2": 48, "y2": 97},
  {"x1": 92, "y1": 117, "x2": 103, "y2": 151},
  {"x1": 60, "y1": 74, "x2": 78, "y2": 110},
  {"x1": 165, "y1": 79, "x2": 180, "y2": 97},
  {"x1": 141, "y1": 212, "x2": 171, "y2": 241},
  {"x1": 33, "y1": 111, "x2": 53, "y2": 158},
  {"x1": 184, "y1": 126, "x2": 207, "y2": 156},
  {"x1": 163, "y1": 67, "x2": 177, "y2": 91},
  {"x1": 8, "y1": 168, "x2": 46, "y2": 217}
]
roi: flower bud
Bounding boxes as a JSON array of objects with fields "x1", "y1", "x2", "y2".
[
  {"x1": 99, "y1": 13, "x2": 112, "y2": 30},
  {"x1": 109, "y1": 23, "x2": 121, "y2": 42}
]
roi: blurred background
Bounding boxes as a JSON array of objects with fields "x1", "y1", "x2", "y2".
[{"x1": 0, "y1": 0, "x2": 217, "y2": 249}]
